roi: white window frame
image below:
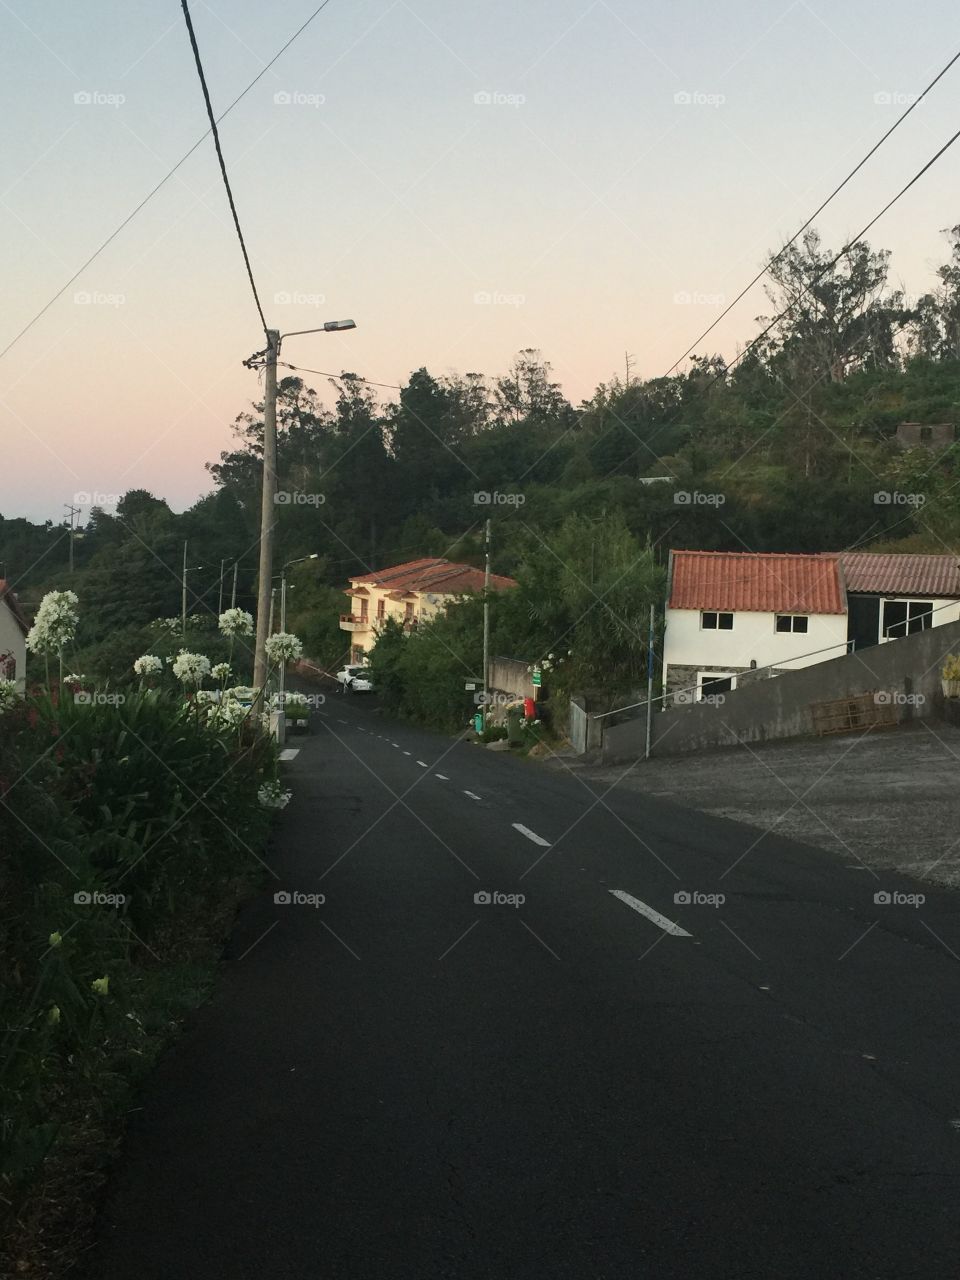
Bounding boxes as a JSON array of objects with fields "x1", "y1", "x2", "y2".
[
  {"x1": 879, "y1": 597, "x2": 934, "y2": 643},
  {"x1": 697, "y1": 670, "x2": 737, "y2": 701},
  {"x1": 700, "y1": 610, "x2": 734, "y2": 631}
]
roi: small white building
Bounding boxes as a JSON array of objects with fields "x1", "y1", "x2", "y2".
[
  {"x1": 840, "y1": 552, "x2": 960, "y2": 649},
  {"x1": 0, "y1": 580, "x2": 29, "y2": 692},
  {"x1": 662, "y1": 551, "x2": 848, "y2": 703}
]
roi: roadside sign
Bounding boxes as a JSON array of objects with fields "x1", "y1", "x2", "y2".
[{"x1": 531, "y1": 667, "x2": 542, "y2": 688}]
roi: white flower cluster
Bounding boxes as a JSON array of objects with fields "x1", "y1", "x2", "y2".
[
  {"x1": 133, "y1": 654, "x2": 163, "y2": 677},
  {"x1": 206, "y1": 698, "x2": 252, "y2": 731},
  {"x1": 150, "y1": 617, "x2": 181, "y2": 632},
  {"x1": 26, "y1": 590, "x2": 79, "y2": 656},
  {"x1": 0, "y1": 678, "x2": 20, "y2": 714},
  {"x1": 258, "y1": 780, "x2": 293, "y2": 810},
  {"x1": 219, "y1": 608, "x2": 254, "y2": 638},
  {"x1": 172, "y1": 651, "x2": 211, "y2": 686},
  {"x1": 62, "y1": 673, "x2": 86, "y2": 685},
  {"x1": 211, "y1": 662, "x2": 232, "y2": 682},
  {"x1": 224, "y1": 685, "x2": 256, "y2": 704},
  {"x1": 265, "y1": 631, "x2": 303, "y2": 664}
]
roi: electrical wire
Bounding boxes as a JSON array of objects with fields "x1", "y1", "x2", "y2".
[
  {"x1": 664, "y1": 47, "x2": 960, "y2": 376},
  {"x1": 723, "y1": 122, "x2": 960, "y2": 379},
  {"x1": 180, "y1": 0, "x2": 267, "y2": 334},
  {"x1": 279, "y1": 361, "x2": 401, "y2": 390},
  {"x1": 0, "y1": 0, "x2": 335, "y2": 362}
]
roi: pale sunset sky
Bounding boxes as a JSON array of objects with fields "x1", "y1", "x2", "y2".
[{"x1": 1, "y1": 0, "x2": 958, "y2": 521}]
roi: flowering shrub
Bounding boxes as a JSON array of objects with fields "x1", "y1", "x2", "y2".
[
  {"x1": 265, "y1": 631, "x2": 303, "y2": 664},
  {"x1": 258, "y1": 779, "x2": 292, "y2": 810},
  {"x1": 133, "y1": 654, "x2": 163, "y2": 678},
  {"x1": 172, "y1": 651, "x2": 211, "y2": 687},
  {"x1": 26, "y1": 590, "x2": 79, "y2": 682},
  {"x1": 218, "y1": 608, "x2": 254, "y2": 638},
  {"x1": 211, "y1": 661, "x2": 232, "y2": 683},
  {"x1": 0, "y1": 678, "x2": 19, "y2": 714}
]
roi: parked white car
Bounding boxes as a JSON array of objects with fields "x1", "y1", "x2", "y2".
[{"x1": 336, "y1": 664, "x2": 374, "y2": 692}]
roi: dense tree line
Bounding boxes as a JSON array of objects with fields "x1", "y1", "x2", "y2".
[{"x1": 5, "y1": 225, "x2": 960, "y2": 687}]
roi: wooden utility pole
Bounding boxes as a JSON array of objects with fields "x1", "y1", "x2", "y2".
[
  {"x1": 230, "y1": 561, "x2": 238, "y2": 609},
  {"x1": 64, "y1": 504, "x2": 80, "y2": 573},
  {"x1": 481, "y1": 518, "x2": 491, "y2": 713},
  {"x1": 217, "y1": 556, "x2": 227, "y2": 617},
  {"x1": 252, "y1": 330, "x2": 280, "y2": 692},
  {"x1": 181, "y1": 540, "x2": 188, "y2": 638}
]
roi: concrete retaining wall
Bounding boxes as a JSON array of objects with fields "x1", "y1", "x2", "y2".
[{"x1": 603, "y1": 618, "x2": 960, "y2": 764}]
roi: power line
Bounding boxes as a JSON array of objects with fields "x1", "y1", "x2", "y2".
[
  {"x1": 664, "y1": 46, "x2": 960, "y2": 377},
  {"x1": 279, "y1": 361, "x2": 401, "y2": 391},
  {"x1": 179, "y1": 0, "x2": 267, "y2": 335},
  {"x1": 724, "y1": 122, "x2": 960, "y2": 379},
  {"x1": 0, "y1": 0, "x2": 335, "y2": 363}
]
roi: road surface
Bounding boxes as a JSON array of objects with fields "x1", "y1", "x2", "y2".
[{"x1": 86, "y1": 692, "x2": 960, "y2": 1278}]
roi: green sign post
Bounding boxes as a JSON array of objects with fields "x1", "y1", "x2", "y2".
[{"x1": 531, "y1": 667, "x2": 542, "y2": 688}]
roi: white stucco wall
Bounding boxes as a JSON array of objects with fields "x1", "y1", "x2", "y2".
[
  {"x1": 663, "y1": 608, "x2": 849, "y2": 682},
  {"x1": 0, "y1": 603, "x2": 27, "y2": 692}
]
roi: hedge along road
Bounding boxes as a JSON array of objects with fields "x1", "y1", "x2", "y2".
[{"x1": 85, "y1": 691, "x2": 960, "y2": 1278}]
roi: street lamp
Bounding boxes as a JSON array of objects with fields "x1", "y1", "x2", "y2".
[
  {"x1": 277, "y1": 554, "x2": 319, "y2": 716},
  {"x1": 252, "y1": 320, "x2": 357, "y2": 697}
]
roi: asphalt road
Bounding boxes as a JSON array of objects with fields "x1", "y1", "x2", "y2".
[{"x1": 85, "y1": 690, "x2": 960, "y2": 1278}]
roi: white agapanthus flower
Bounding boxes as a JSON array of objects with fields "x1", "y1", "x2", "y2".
[
  {"x1": 211, "y1": 662, "x2": 232, "y2": 682},
  {"x1": 26, "y1": 590, "x2": 79, "y2": 656},
  {"x1": 194, "y1": 690, "x2": 220, "y2": 705},
  {"x1": 258, "y1": 780, "x2": 293, "y2": 810},
  {"x1": 62, "y1": 673, "x2": 86, "y2": 685},
  {"x1": 133, "y1": 654, "x2": 163, "y2": 678},
  {"x1": 224, "y1": 685, "x2": 256, "y2": 704},
  {"x1": 265, "y1": 631, "x2": 303, "y2": 664},
  {"x1": 0, "y1": 678, "x2": 20, "y2": 714},
  {"x1": 219, "y1": 608, "x2": 254, "y2": 638},
  {"x1": 150, "y1": 617, "x2": 181, "y2": 632},
  {"x1": 172, "y1": 651, "x2": 211, "y2": 686}
]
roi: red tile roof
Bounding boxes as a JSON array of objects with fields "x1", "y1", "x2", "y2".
[
  {"x1": 0, "y1": 580, "x2": 29, "y2": 635},
  {"x1": 350, "y1": 558, "x2": 517, "y2": 595},
  {"x1": 668, "y1": 551, "x2": 845, "y2": 614},
  {"x1": 839, "y1": 552, "x2": 960, "y2": 598}
]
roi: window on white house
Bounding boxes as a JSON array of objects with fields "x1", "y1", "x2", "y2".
[
  {"x1": 882, "y1": 599, "x2": 933, "y2": 639},
  {"x1": 775, "y1": 614, "x2": 809, "y2": 634},
  {"x1": 701, "y1": 611, "x2": 733, "y2": 630}
]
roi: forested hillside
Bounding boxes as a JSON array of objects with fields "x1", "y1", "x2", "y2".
[{"x1": 5, "y1": 225, "x2": 960, "y2": 684}]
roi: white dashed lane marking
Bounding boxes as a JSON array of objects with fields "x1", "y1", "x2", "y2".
[
  {"x1": 279, "y1": 748, "x2": 299, "y2": 761},
  {"x1": 416, "y1": 760, "x2": 428, "y2": 768},
  {"x1": 435, "y1": 773, "x2": 449, "y2": 781},
  {"x1": 512, "y1": 823, "x2": 551, "y2": 848},
  {"x1": 610, "y1": 889, "x2": 692, "y2": 937},
  {"x1": 463, "y1": 791, "x2": 482, "y2": 801}
]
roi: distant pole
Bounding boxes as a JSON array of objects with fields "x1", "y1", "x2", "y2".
[
  {"x1": 64, "y1": 503, "x2": 80, "y2": 573},
  {"x1": 268, "y1": 587, "x2": 276, "y2": 637},
  {"x1": 252, "y1": 329, "x2": 280, "y2": 694},
  {"x1": 181, "y1": 540, "x2": 188, "y2": 638},
  {"x1": 644, "y1": 603, "x2": 655, "y2": 760},
  {"x1": 482, "y1": 518, "x2": 491, "y2": 715},
  {"x1": 278, "y1": 573, "x2": 288, "y2": 718},
  {"x1": 230, "y1": 561, "x2": 238, "y2": 609},
  {"x1": 217, "y1": 557, "x2": 227, "y2": 617}
]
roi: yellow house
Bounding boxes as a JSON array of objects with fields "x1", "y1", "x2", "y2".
[{"x1": 340, "y1": 557, "x2": 518, "y2": 663}]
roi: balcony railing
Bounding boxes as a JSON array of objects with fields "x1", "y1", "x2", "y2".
[{"x1": 339, "y1": 613, "x2": 370, "y2": 631}]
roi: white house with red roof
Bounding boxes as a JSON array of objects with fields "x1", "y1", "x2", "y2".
[
  {"x1": 663, "y1": 551, "x2": 849, "y2": 703},
  {"x1": 340, "y1": 558, "x2": 518, "y2": 663},
  {"x1": 0, "y1": 579, "x2": 29, "y2": 692},
  {"x1": 663, "y1": 549, "x2": 960, "y2": 703}
]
